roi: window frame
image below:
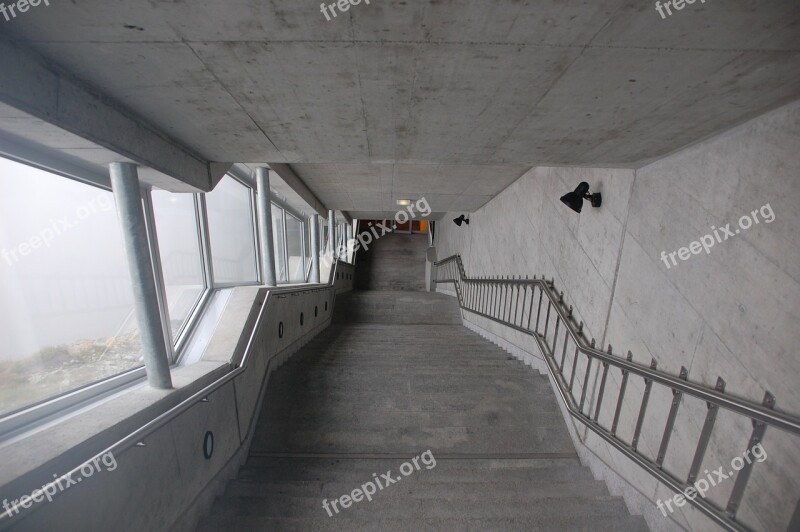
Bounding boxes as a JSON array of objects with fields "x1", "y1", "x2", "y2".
[
  {"x1": 0, "y1": 161, "x2": 149, "y2": 437},
  {"x1": 267, "y1": 195, "x2": 313, "y2": 286},
  {"x1": 0, "y1": 157, "x2": 316, "y2": 434},
  {"x1": 145, "y1": 189, "x2": 212, "y2": 361},
  {"x1": 205, "y1": 174, "x2": 261, "y2": 290},
  {"x1": 284, "y1": 210, "x2": 306, "y2": 284}
]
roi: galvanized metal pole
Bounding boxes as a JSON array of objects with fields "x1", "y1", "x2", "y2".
[
  {"x1": 310, "y1": 214, "x2": 321, "y2": 283},
  {"x1": 109, "y1": 162, "x2": 172, "y2": 390},
  {"x1": 327, "y1": 210, "x2": 336, "y2": 258},
  {"x1": 255, "y1": 167, "x2": 277, "y2": 286},
  {"x1": 344, "y1": 223, "x2": 352, "y2": 262}
]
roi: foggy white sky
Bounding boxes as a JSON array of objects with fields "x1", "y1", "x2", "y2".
[{"x1": 0, "y1": 157, "x2": 136, "y2": 360}]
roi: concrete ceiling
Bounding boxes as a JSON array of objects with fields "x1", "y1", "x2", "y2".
[{"x1": 2, "y1": 0, "x2": 799, "y2": 216}]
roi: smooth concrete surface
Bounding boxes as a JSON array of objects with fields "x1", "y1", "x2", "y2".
[
  {"x1": 355, "y1": 232, "x2": 427, "y2": 291},
  {"x1": 0, "y1": 40, "x2": 215, "y2": 193},
  {"x1": 434, "y1": 99, "x2": 800, "y2": 531},
  {"x1": 2, "y1": 3, "x2": 799, "y2": 215},
  {"x1": 199, "y1": 235, "x2": 647, "y2": 531},
  {"x1": 0, "y1": 270, "x2": 354, "y2": 531}
]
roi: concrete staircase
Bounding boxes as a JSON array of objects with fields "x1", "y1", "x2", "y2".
[
  {"x1": 197, "y1": 234, "x2": 648, "y2": 531},
  {"x1": 354, "y1": 230, "x2": 426, "y2": 291}
]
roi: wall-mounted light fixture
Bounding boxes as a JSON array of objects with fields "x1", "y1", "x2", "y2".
[
  {"x1": 560, "y1": 182, "x2": 602, "y2": 213},
  {"x1": 453, "y1": 215, "x2": 470, "y2": 227},
  {"x1": 396, "y1": 199, "x2": 412, "y2": 206}
]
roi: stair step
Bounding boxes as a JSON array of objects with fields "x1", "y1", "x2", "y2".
[
  {"x1": 198, "y1": 515, "x2": 648, "y2": 532},
  {"x1": 256, "y1": 411, "x2": 568, "y2": 430},
  {"x1": 238, "y1": 462, "x2": 592, "y2": 483},
  {"x1": 224, "y1": 479, "x2": 610, "y2": 499},
  {"x1": 204, "y1": 495, "x2": 632, "y2": 520}
]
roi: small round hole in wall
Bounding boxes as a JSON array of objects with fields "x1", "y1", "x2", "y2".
[
  {"x1": 300, "y1": 312, "x2": 304, "y2": 326},
  {"x1": 203, "y1": 431, "x2": 214, "y2": 460},
  {"x1": 315, "y1": 306, "x2": 318, "y2": 317},
  {"x1": 279, "y1": 321, "x2": 284, "y2": 338}
]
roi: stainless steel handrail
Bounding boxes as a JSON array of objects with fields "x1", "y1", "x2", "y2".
[
  {"x1": 433, "y1": 253, "x2": 799, "y2": 532},
  {"x1": 0, "y1": 259, "x2": 351, "y2": 523}
]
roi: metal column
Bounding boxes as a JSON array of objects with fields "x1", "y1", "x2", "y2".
[
  {"x1": 255, "y1": 167, "x2": 277, "y2": 286},
  {"x1": 310, "y1": 214, "x2": 321, "y2": 283},
  {"x1": 328, "y1": 210, "x2": 336, "y2": 258},
  {"x1": 109, "y1": 162, "x2": 172, "y2": 390},
  {"x1": 344, "y1": 223, "x2": 352, "y2": 262}
]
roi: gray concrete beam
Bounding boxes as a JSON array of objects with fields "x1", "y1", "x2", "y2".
[
  {"x1": 269, "y1": 163, "x2": 328, "y2": 216},
  {"x1": 0, "y1": 40, "x2": 222, "y2": 193}
]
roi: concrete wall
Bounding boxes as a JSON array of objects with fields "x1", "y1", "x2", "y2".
[
  {"x1": 434, "y1": 99, "x2": 800, "y2": 532},
  {"x1": 0, "y1": 270, "x2": 354, "y2": 532}
]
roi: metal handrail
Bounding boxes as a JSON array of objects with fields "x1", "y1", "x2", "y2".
[
  {"x1": 433, "y1": 253, "x2": 799, "y2": 532},
  {"x1": 0, "y1": 259, "x2": 348, "y2": 524}
]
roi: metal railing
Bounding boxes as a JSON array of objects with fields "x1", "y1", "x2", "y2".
[{"x1": 433, "y1": 254, "x2": 800, "y2": 532}]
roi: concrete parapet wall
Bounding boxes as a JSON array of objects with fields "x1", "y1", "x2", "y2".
[
  {"x1": 0, "y1": 267, "x2": 354, "y2": 532},
  {"x1": 434, "y1": 99, "x2": 800, "y2": 532}
]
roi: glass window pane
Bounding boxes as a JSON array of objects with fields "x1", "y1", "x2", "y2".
[
  {"x1": 286, "y1": 214, "x2": 305, "y2": 283},
  {"x1": 271, "y1": 205, "x2": 287, "y2": 282},
  {"x1": 151, "y1": 191, "x2": 205, "y2": 340},
  {"x1": 303, "y1": 217, "x2": 312, "y2": 275},
  {"x1": 320, "y1": 219, "x2": 328, "y2": 255},
  {"x1": 0, "y1": 157, "x2": 144, "y2": 416},
  {"x1": 206, "y1": 176, "x2": 257, "y2": 284}
]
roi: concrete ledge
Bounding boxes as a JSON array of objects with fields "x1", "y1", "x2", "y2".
[
  {"x1": 0, "y1": 278, "x2": 352, "y2": 532},
  {"x1": 0, "y1": 40, "x2": 213, "y2": 192},
  {"x1": 0, "y1": 360, "x2": 230, "y2": 503}
]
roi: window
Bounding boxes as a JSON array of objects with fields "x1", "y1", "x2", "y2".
[
  {"x1": 150, "y1": 190, "x2": 205, "y2": 341},
  {"x1": 285, "y1": 213, "x2": 305, "y2": 283},
  {"x1": 271, "y1": 204, "x2": 287, "y2": 283},
  {"x1": 206, "y1": 176, "x2": 258, "y2": 285},
  {"x1": 303, "y1": 216, "x2": 312, "y2": 278},
  {"x1": 0, "y1": 157, "x2": 144, "y2": 417},
  {"x1": 320, "y1": 218, "x2": 328, "y2": 255}
]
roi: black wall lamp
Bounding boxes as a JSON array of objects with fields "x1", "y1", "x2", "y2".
[
  {"x1": 453, "y1": 215, "x2": 470, "y2": 226},
  {"x1": 560, "y1": 182, "x2": 602, "y2": 213}
]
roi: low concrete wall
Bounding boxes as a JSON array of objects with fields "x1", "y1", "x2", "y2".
[
  {"x1": 434, "y1": 99, "x2": 800, "y2": 532},
  {"x1": 0, "y1": 268, "x2": 354, "y2": 532}
]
